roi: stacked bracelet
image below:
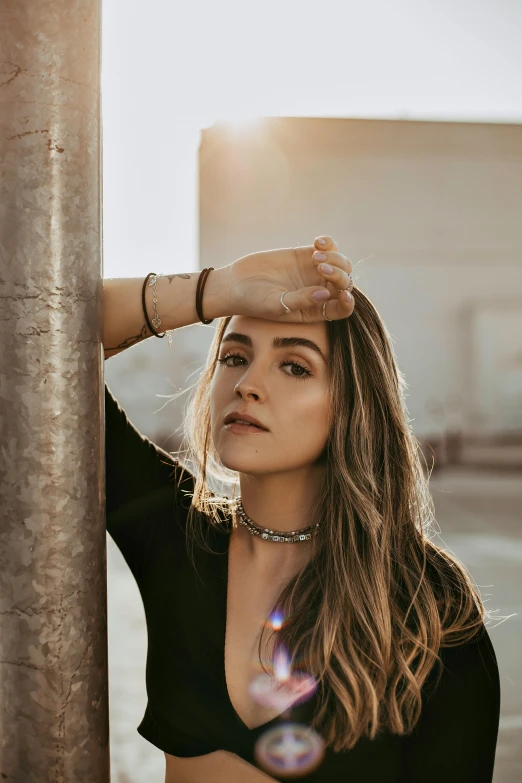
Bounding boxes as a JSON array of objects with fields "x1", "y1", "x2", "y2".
[
  {"x1": 196, "y1": 268, "x2": 215, "y2": 325},
  {"x1": 141, "y1": 268, "x2": 215, "y2": 349}
]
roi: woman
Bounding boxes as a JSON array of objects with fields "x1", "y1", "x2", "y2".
[{"x1": 104, "y1": 236, "x2": 501, "y2": 782}]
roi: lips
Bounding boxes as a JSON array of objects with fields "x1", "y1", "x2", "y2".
[
  {"x1": 227, "y1": 421, "x2": 262, "y2": 429},
  {"x1": 224, "y1": 420, "x2": 268, "y2": 435},
  {"x1": 223, "y1": 411, "x2": 268, "y2": 430}
]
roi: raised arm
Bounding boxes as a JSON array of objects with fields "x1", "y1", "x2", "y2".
[
  {"x1": 102, "y1": 267, "x2": 232, "y2": 360},
  {"x1": 103, "y1": 237, "x2": 355, "y2": 360}
]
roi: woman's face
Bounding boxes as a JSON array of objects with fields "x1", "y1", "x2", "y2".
[{"x1": 210, "y1": 316, "x2": 331, "y2": 476}]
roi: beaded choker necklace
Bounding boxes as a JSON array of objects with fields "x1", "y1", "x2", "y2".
[{"x1": 233, "y1": 497, "x2": 321, "y2": 543}]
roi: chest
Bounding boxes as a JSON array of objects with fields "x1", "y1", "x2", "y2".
[{"x1": 224, "y1": 544, "x2": 301, "y2": 731}]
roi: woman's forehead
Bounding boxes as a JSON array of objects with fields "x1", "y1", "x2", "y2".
[
  {"x1": 226, "y1": 315, "x2": 327, "y2": 342},
  {"x1": 223, "y1": 317, "x2": 329, "y2": 361}
]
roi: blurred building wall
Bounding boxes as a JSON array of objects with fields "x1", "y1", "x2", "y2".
[{"x1": 199, "y1": 117, "x2": 522, "y2": 439}]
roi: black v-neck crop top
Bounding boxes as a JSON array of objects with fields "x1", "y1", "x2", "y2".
[{"x1": 104, "y1": 382, "x2": 501, "y2": 782}]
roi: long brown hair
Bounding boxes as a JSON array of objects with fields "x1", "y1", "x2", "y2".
[{"x1": 176, "y1": 287, "x2": 500, "y2": 752}]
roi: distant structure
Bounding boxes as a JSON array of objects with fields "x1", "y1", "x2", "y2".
[{"x1": 199, "y1": 117, "x2": 522, "y2": 439}]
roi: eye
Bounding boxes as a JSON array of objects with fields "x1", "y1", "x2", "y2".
[{"x1": 217, "y1": 352, "x2": 313, "y2": 381}]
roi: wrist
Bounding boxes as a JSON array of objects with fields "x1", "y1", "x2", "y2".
[{"x1": 203, "y1": 264, "x2": 234, "y2": 321}]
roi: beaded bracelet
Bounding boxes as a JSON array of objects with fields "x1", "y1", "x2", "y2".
[{"x1": 141, "y1": 268, "x2": 215, "y2": 348}]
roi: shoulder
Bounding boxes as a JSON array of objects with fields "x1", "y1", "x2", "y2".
[
  {"x1": 426, "y1": 623, "x2": 500, "y2": 709},
  {"x1": 402, "y1": 624, "x2": 501, "y2": 781},
  {"x1": 441, "y1": 623, "x2": 499, "y2": 683}
]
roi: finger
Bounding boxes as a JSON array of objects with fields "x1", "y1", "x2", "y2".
[
  {"x1": 277, "y1": 285, "x2": 355, "y2": 322},
  {"x1": 323, "y1": 289, "x2": 355, "y2": 320},
  {"x1": 314, "y1": 262, "x2": 354, "y2": 293},
  {"x1": 278, "y1": 285, "x2": 331, "y2": 316},
  {"x1": 312, "y1": 250, "x2": 353, "y2": 275},
  {"x1": 314, "y1": 235, "x2": 339, "y2": 253}
]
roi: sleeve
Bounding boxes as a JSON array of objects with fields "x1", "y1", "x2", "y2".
[
  {"x1": 104, "y1": 382, "x2": 194, "y2": 580},
  {"x1": 401, "y1": 624, "x2": 501, "y2": 783}
]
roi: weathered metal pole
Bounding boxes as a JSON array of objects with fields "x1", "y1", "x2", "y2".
[{"x1": 0, "y1": 2, "x2": 109, "y2": 780}]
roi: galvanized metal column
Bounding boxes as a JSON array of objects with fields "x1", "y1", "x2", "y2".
[{"x1": 0, "y1": 2, "x2": 108, "y2": 780}]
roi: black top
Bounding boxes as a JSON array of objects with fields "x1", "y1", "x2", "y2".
[{"x1": 105, "y1": 382, "x2": 501, "y2": 782}]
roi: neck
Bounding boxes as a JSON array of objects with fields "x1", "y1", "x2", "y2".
[{"x1": 231, "y1": 463, "x2": 324, "y2": 563}]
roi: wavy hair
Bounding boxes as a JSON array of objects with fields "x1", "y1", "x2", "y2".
[{"x1": 175, "y1": 286, "x2": 499, "y2": 752}]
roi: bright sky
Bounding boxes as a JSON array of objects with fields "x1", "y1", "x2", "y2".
[{"x1": 101, "y1": 0, "x2": 522, "y2": 278}]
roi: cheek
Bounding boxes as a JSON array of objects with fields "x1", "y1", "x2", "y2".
[
  {"x1": 270, "y1": 391, "x2": 330, "y2": 464},
  {"x1": 283, "y1": 388, "x2": 330, "y2": 435}
]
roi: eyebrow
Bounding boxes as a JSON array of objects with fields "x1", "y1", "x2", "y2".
[{"x1": 220, "y1": 332, "x2": 327, "y2": 364}]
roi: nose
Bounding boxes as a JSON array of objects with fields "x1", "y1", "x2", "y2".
[{"x1": 233, "y1": 364, "x2": 266, "y2": 399}]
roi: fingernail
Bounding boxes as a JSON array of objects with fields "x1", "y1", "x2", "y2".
[
  {"x1": 317, "y1": 238, "x2": 326, "y2": 246},
  {"x1": 312, "y1": 290, "x2": 330, "y2": 301},
  {"x1": 319, "y1": 263, "x2": 333, "y2": 274},
  {"x1": 314, "y1": 253, "x2": 327, "y2": 261}
]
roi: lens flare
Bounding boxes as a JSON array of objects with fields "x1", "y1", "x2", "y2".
[
  {"x1": 248, "y1": 670, "x2": 317, "y2": 712},
  {"x1": 250, "y1": 612, "x2": 324, "y2": 776},
  {"x1": 254, "y1": 722, "x2": 325, "y2": 778},
  {"x1": 269, "y1": 610, "x2": 284, "y2": 631}
]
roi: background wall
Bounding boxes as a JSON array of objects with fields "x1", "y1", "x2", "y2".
[{"x1": 199, "y1": 117, "x2": 522, "y2": 438}]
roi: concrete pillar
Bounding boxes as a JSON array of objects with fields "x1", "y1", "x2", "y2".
[{"x1": 0, "y1": 2, "x2": 108, "y2": 780}]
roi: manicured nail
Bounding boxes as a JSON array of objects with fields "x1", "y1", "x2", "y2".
[
  {"x1": 319, "y1": 263, "x2": 333, "y2": 274},
  {"x1": 317, "y1": 238, "x2": 326, "y2": 246},
  {"x1": 314, "y1": 253, "x2": 327, "y2": 261},
  {"x1": 312, "y1": 290, "x2": 330, "y2": 301}
]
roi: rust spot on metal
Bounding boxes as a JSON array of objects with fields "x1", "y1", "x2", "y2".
[
  {"x1": 46, "y1": 138, "x2": 65, "y2": 153},
  {"x1": 5, "y1": 129, "x2": 50, "y2": 141},
  {"x1": 0, "y1": 61, "x2": 25, "y2": 87}
]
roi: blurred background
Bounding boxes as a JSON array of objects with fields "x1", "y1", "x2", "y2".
[{"x1": 101, "y1": 1, "x2": 522, "y2": 780}]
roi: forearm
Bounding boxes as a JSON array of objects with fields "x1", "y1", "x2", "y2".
[
  {"x1": 103, "y1": 266, "x2": 232, "y2": 359},
  {"x1": 165, "y1": 750, "x2": 279, "y2": 783}
]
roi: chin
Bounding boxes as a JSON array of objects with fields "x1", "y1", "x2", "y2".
[{"x1": 217, "y1": 449, "x2": 270, "y2": 475}]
